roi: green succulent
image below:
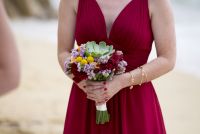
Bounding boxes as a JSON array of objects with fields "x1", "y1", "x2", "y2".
[{"x1": 85, "y1": 41, "x2": 114, "y2": 58}]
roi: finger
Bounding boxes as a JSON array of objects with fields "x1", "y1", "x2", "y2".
[
  {"x1": 86, "y1": 85, "x2": 105, "y2": 91},
  {"x1": 86, "y1": 95, "x2": 94, "y2": 100},
  {"x1": 103, "y1": 90, "x2": 112, "y2": 96},
  {"x1": 101, "y1": 93, "x2": 110, "y2": 100},
  {"x1": 77, "y1": 83, "x2": 87, "y2": 89},
  {"x1": 87, "y1": 93, "x2": 106, "y2": 101},
  {"x1": 87, "y1": 93, "x2": 103, "y2": 101},
  {"x1": 86, "y1": 93, "x2": 96, "y2": 99},
  {"x1": 78, "y1": 80, "x2": 86, "y2": 86},
  {"x1": 96, "y1": 101, "x2": 107, "y2": 106},
  {"x1": 87, "y1": 96, "x2": 96, "y2": 101},
  {"x1": 86, "y1": 94, "x2": 97, "y2": 100},
  {"x1": 86, "y1": 80, "x2": 106, "y2": 86},
  {"x1": 95, "y1": 98, "x2": 107, "y2": 104},
  {"x1": 87, "y1": 96, "x2": 105, "y2": 103},
  {"x1": 86, "y1": 89, "x2": 105, "y2": 97},
  {"x1": 96, "y1": 97, "x2": 109, "y2": 105},
  {"x1": 86, "y1": 87, "x2": 105, "y2": 94}
]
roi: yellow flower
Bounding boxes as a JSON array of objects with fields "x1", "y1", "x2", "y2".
[
  {"x1": 75, "y1": 56, "x2": 83, "y2": 62},
  {"x1": 81, "y1": 59, "x2": 88, "y2": 65},
  {"x1": 87, "y1": 56, "x2": 94, "y2": 63}
]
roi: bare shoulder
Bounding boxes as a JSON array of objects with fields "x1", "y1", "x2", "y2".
[{"x1": 148, "y1": 0, "x2": 174, "y2": 19}]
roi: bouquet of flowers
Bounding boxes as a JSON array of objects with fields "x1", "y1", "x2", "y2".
[{"x1": 64, "y1": 41, "x2": 127, "y2": 124}]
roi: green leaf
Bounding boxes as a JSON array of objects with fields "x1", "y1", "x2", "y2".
[{"x1": 85, "y1": 41, "x2": 114, "y2": 58}]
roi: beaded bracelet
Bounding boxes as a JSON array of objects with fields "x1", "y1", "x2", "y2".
[
  {"x1": 143, "y1": 68, "x2": 148, "y2": 83},
  {"x1": 129, "y1": 71, "x2": 135, "y2": 90},
  {"x1": 138, "y1": 66, "x2": 148, "y2": 85}
]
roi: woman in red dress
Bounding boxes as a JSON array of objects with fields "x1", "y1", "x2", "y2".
[{"x1": 57, "y1": 0, "x2": 176, "y2": 133}]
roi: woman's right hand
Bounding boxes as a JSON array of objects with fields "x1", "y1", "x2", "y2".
[
  {"x1": 68, "y1": 74, "x2": 107, "y2": 104},
  {"x1": 76, "y1": 80, "x2": 104, "y2": 92},
  {"x1": 76, "y1": 80, "x2": 107, "y2": 104}
]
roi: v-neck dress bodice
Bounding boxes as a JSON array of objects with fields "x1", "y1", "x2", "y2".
[
  {"x1": 63, "y1": 0, "x2": 166, "y2": 133},
  {"x1": 74, "y1": 0, "x2": 154, "y2": 71}
]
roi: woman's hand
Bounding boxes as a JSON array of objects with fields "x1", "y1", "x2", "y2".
[
  {"x1": 76, "y1": 80, "x2": 104, "y2": 93},
  {"x1": 86, "y1": 74, "x2": 125, "y2": 105},
  {"x1": 76, "y1": 80, "x2": 106, "y2": 103},
  {"x1": 103, "y1": 75, "x2": 124, "y2": 102},
  {"x1": 68, "y1": 73, "x2": 106, "y2": 95}
]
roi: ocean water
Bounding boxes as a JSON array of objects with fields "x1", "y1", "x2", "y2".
[
  {"x1": 10, "y1": 2, "x2": 200, "y2": 78},
  {"x1": 50, "y1": 0, "x2": 59, "y2": 10},
  {"x1": 152, "y1": 2, "x2": 200, "y2": 77},
  {"x1": 172, "y1": 2, "x2": 200, "y2": 77}
]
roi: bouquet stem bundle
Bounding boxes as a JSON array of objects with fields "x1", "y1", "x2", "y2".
[{"x1": 96, "y1": 103, "x2": 110, "y2": 124}]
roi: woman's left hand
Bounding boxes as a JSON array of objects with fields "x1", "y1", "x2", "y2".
[
  {"x1": 86, "y1": 74, "x2": 125, "y2": 105},
  {"x1": 103, "y1": 75, "x2": 124, "y2": 102}
]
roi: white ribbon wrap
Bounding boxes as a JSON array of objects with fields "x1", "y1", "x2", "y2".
[{"x1": 96, "y1": 103, "x2": 107, "y2": 111}]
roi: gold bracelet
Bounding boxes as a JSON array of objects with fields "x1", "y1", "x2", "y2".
[
  {"x1": 138, "y1": 66, "x2": 144, "y2": 85},
  {"x1": 129, "y1": 71, "x2": 135, "y2": 89},
  {"x1": 138, "y1": 66, "x2": 148, "y2": 85},
  {"x1": 137, "y1": 67, "x2": 142, "y2": 86},
  {"x1": 143, "y1": 68, "x2": 148, "y2": 83}
]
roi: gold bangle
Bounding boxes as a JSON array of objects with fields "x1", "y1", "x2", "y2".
[
  {"x1": 129, "y1": 71, "x2": 135, "y2": 89},
  {"x1": 143, "y1": 68, "x2": 148, "y2": 83},
  {"x1": 138, "y1": 66, "x2": 148, "y2": 85},
  {"x1": 137, "y1": 67, "x2": 142, "y2": 86}
]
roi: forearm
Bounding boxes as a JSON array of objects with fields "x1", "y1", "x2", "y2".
[
  {"x1": 120, "y1": 56, "x2": 175, "y2": 89},
  {"x1": 58, "y1": 51, "x2": 70, "y2": 72},
  {"x1": 57, "y1": 51, "x2": 74, "y2": 79}
]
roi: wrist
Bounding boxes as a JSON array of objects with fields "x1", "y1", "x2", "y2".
[{"x1": 117, "y1": 73, "x2": 130, "y2": 89}]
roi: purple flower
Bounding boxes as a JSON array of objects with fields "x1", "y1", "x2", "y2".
[
  {"x1": 83, "y1": 63, "x2": 95, "y2": 74},
  {"x1": 116, "y1": 60, "x2": 127, "y2": 74},
  {"x1": 101, "y1": 69, "x2": 112, "y2": 77},
  {"x1": 64, "y1": 57, "x2": 71, "y2": 74},
  {"x1": 88, "y1": 70, "x2": 96, "y2": 80},
  {"x1": 97, "y1": 55, "x2": 110, "y2": 64},
  {"x1": 77, "y1": 63, "x2": 82, "y2": 72},
  {"x1": 119, "y1": 60, "x2": 128, "y2": 67},
  {"x1": 79, "y1": 45, "x2": 86, "y2": 57},
  {"x1": 71, "y1": 48, "x2": 79, "y2": 58}
]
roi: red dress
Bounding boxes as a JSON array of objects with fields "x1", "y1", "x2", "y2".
[{"x1": 63, "y1": 0, "x2": 166, "y2": 133}]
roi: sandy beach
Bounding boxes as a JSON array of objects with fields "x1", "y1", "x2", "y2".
[
  {"x1": 0, "y1": 1, "x2": 200, "y2": 134},
  {"x1": 0, "y1": 30, "x2": 199, "y2": 134}
]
